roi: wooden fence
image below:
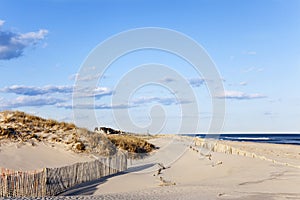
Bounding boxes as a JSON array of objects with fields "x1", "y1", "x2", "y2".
[
  {"x1": 193, "y1": 138, "x2": 300, "y2": 169},
  {"x1": 0, "y1": 151, "x2": 127, "y2": 197}
]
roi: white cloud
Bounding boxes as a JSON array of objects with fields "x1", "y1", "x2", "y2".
[
  {"x1": 0, "y1": 84, "x2": 114, "y2": 110},
  {"x1": 243, "y1": 67, "x2": 254, "y2": 73},
  {"x1": 0, "y1": 96, "x2": 66, "y2": 109},
  {"x1": 76, "y1": 74, "x2": 99, "y2": 81},
  {"x1": 94, "y1": 87, "x2": 112, "y2": 97},
  {"x1": 239, "y1": 81, "x2": 248, "y2": 86},
  {"x1": 132, "y1": 96, "x2": 174, "y2": 105},
  {"x1": 1, "y1": 84, "x2": 112, "y2": 99},
  {"x1": 244, "y1": 51, "x2": 257, "y2": 55},
  {"x1": 1, "y1": 85, "x2": 73, "y2": 96},
  {"x1": 57, "y1": 102, "x2": 130, "y2": 110},
  {"x1": 73, "y1": 86, "x2": 112, "y2": 98},
  {"x1": 0, "y1": 20, "x2": 5, "y2": 27},
  {"x1": 215, "y1": 90, "x2": 267, "y2": 100},
  {"x1": 0, "y1": 22, "x2": 48, "y2": 60},
  {"x1": 159, "y1": 77, "x2": 207, "y2": 87},
  {"x1": 70, "y1": 73, "x2": 106, "y2": 82},
  {"x1": 189, "y1": 77, "x2": 205, "y2": 87},
  {"x1": 257, "y1": 68, "x2": 264, "y2": 72},
  {"x1": 69, "y1": 73, "x2": 79, "y2": 80},
  {"x1": 243, "y1": 67, "x2": 264, "y2": 73},
  {"x1": 17, "y1": 29, "x2": 48, "y2": 41},
  {"x1": 264, "y1": 111, "x2": 276, "y2": 116},
  {"x1": 131, "y1": 96, "x2": 191, "y2": 106}
]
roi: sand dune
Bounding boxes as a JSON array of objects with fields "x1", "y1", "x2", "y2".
[{"x1": 0, "y1": 142, "x2": 94, "y2": 171}]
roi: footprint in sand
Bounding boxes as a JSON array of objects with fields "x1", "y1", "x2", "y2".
[
  {"x1": 158, "y1": 176, "x2": 176, "y2": 186},
  {"x1": 153, "y1": 163, "x2": 170, "y2": 176},
  {"x1": 212, "y1": 161, "x2": 223, "y2": 167}
]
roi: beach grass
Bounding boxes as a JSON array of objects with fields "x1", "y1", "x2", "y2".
[{"x1": 107, "y1": 134, "x2": 156, "y2": 154}]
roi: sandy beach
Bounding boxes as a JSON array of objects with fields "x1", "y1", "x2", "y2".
[
  {"x1": 50, "y1": 135, "x2": 300, "y2": 200},
  {"x1": 1, "y1": 133, "x2": 300, "y2": 199},
  {"x1": 1, "y1": 0, "x2": 300, "y2": 199}
]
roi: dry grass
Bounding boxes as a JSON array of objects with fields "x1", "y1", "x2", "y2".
[
  {"x1": 0, "y1": 111, "x2": 115, "y2": 156},
  {"x1": 0, "y1": 110, "x2": 156, "y2": 157},
  {"x1": 79, "y1": 129, "x2": 117, "y2": 156},
  {"x1": 0, "y1": 110, "x2": 76, "y2": 133},
  {"x1": 107, "y1": 134, "x2": 156, "y2": 154}
]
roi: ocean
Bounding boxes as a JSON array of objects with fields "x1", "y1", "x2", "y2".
[{"x1": 191, "y1": 134, "x2": 300, "y2": 145}]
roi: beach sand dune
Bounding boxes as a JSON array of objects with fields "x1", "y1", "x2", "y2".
[{"x1": 0, "y1": 142, "x2": 93, "y2": 171}]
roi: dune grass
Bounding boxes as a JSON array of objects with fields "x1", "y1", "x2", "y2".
[
  {"x1": 0, "y1": 110, "x2": 156, "y2": 157},
  {"x1": 107, "y1": 134, "x2": 156, "y2": 154}
]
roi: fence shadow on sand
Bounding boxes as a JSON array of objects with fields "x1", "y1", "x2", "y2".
[{"x1": 59, "y1": 163, "x2": 156, "y2": 196}]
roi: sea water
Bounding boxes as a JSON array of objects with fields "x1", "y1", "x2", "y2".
[{"x1": 192, "y1": 134, "x2": 300, "y2": 145}]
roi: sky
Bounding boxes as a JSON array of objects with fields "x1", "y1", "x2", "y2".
[{"x1": 0, "y1": 0, "x2": 300, "y2": 133}]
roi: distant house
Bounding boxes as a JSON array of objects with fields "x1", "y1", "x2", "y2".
[{"x1": 94, "y1": 127, "x2": 123, "y2": 135}]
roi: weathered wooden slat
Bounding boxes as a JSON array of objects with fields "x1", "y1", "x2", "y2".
[{"x1": 0, "y1": 150, "x2": 127, "y2": 197}]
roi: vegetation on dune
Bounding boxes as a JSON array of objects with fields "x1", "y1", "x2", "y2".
[
  {"x1": 0, "y1": 110, "x2": 76, "y2": 133},
  {"x1": 0, "y1": 110, "x2": 116, "y2": 156},
  {"x1": 107, "y1": 134, "x2": 156, "y2": 154},
  {"x1": 0, "y1": 110, "x2": 156, "y2": 157}
]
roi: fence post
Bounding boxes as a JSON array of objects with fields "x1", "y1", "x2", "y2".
[{"x1": 1, "y1": 150, "x2": 128, "y2": 197}]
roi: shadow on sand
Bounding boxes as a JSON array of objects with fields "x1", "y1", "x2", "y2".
[{"x1": 59, "y1": 163, "x2": 156, "y2": 196}]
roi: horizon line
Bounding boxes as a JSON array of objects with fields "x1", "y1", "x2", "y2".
[{"x1": 179, "y1": 131, "x2": 300, "y2": 134}]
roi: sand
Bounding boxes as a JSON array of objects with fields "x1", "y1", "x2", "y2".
[
  {"x1": 1, "y1": 135, "x2": 300, "y2": 199},
  {"x1": 57, "y1": 135, "x2": 300, "y2": 199},
  {"x1": 0, "y1": 142, "x2": 94, "y2": 171}
]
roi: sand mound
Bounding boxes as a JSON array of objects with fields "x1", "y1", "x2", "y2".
[
  {"x1": 0, "y1": 110, "x2": 117, "y2": 156},
  {"x1": 0, "y1": 111, "x2": 156, "y2": 157}
]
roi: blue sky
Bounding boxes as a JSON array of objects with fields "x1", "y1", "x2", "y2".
[{"x1": 0, "y1": 0, "x2": 300, "y2": 133}]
